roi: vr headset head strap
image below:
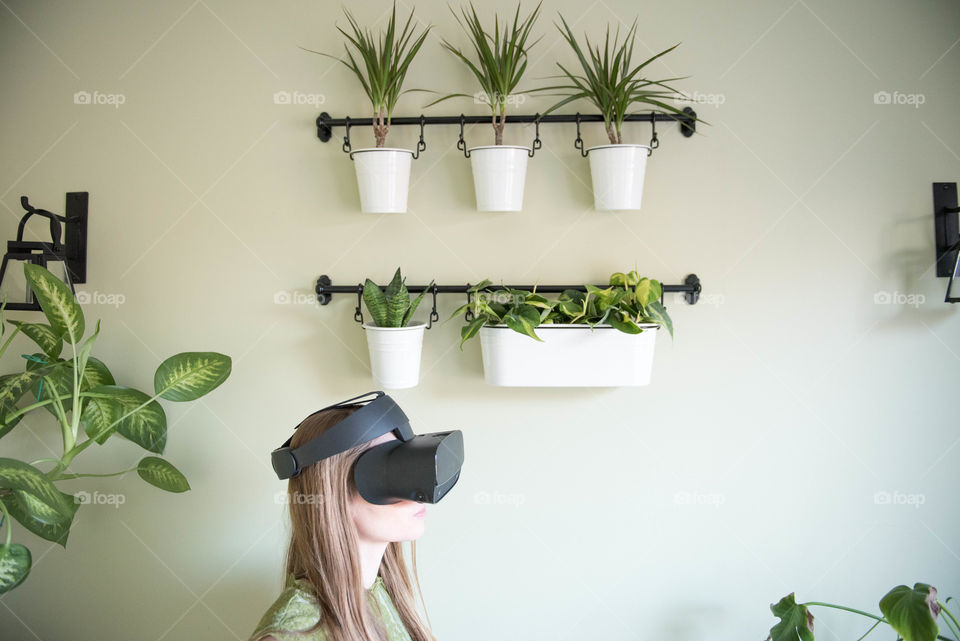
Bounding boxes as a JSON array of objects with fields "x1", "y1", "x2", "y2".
[{"x1": 272, "y1": 391, "x2": 414, "y2": 479}]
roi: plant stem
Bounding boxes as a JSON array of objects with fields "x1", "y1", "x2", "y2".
[
  {"x1": 0, "y1": 498, "x2": 12, "y2": 547},
  {"x1": 41, "y1": 375, "x2": 74, "y2": 453},
  {"x1": 0, "y1": 324, "x2": 22, "y2": 361},
  {"x1": 940, "y1": 601, "x2": 960, "y2": 641},
  {"x1": 802, "y1": 602, "x2": 887, "y2": 623},
  {"x1": 55, "y1": 466, "x2": 137, "y2": 481},
  {"x1": 854, "y1": 620, "x2": 881, "y2": 641}
]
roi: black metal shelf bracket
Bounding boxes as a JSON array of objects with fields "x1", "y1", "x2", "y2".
[
  {"x1": 316, "y1": 273, "x2": 702, "y2": 327},
  {"x1": 933, "y1": 182, "x2": 960, "y2": 303},
  {"x1": 0, "y1": 192, "x2": 88, "y2": 312},
  {"x1": 317, "y1": 108, "x2": 697, "y2": 157}
]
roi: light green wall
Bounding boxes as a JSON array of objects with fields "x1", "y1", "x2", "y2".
[{"x1": 1, "y1": 1, "x2": 958, "y2": 639}]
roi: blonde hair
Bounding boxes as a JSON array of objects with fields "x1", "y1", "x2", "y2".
[{"x1": 282, "y1": 405, "x2": 437, "y2": 641}]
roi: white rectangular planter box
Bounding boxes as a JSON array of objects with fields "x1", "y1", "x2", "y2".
[{"x1": 478, "y1": 323, "x2": 660, "y2": 387}]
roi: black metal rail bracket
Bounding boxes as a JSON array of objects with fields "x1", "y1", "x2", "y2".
[
  {"x1": 933, "y1": 182, "x2": 960, "y2": 303},
  {"x1": 0, "y1": 192, "x2": 88, "y2": 312},
  {"x1": 316, "y1": 108, "x2": 697, "y2": 158},
  {"x1": 315, "y1": 273, "x2": 701, "y2": 328}
]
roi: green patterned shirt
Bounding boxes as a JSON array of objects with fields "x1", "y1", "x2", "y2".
[{"x1": 248, "y1": 572, "x2": 413, "y2": 641}]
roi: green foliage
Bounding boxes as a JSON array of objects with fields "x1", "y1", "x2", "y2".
[
  {"x1": 0, "y1": 263, "x2": 231, "y2": 593},
  {"x1": 425, "y1": 2, "x2": 542, "y2": 144},
  {"x1": 446, "y1": 269, "x2": 674, "y2": 349},
  {"x1": 302, "y1": 2, "x2": 431, "y2": 147},
  {"x1": 362, "y1": 267, "x2": 434, "y2": 328},
  {"x1": 765, "y1": 585, "x2": 959, "y2": 641},
  {"x1": 532, "y1": 15, "x2": 703, "y2": 144}
]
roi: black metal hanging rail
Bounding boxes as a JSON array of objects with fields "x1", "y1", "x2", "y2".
[
  {"x1": 316, "y1": 273, "x2": 701, "y2": 328},
  {"x1": 316, "y1": 108, "x2": 697, "y2": 157}
]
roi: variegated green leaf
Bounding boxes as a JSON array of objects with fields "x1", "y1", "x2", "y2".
[
  {"x1": 644, "y1": 300, "x2": 673, "y2": 339},
  {"x1": 0, "y1": 458, "x2": 74, "y2": 516},
  {"x1": 153, "y1": 352, "x2": 231, "y2": 402},
  {"x1": 23, "y1": 263, "x2": 84, "y2": 344},
  {"x1": 3, "y1": 488, "x2": 78, "y2": 547},
  {"x1": 634, "y1": 278, "x2": 662, "y2": 307},
  {"x1": 83, "y1": 385, "x2": 167, "y2": 453},
  {"x1": 0, "y1": 542, "x2": 31, "y2": 594},
  {"x1": 137, "y1": 456, "x2": 190, "y2": 493},
  {"x1": 362, "y1": 278, "x2": 389, "y2": 327},
  {"x1": 6, "y1": 321, "x2": 63, "y2": 358},
  {"x1": 0, "y1": 369, "x2": 50, "y2": 438}
]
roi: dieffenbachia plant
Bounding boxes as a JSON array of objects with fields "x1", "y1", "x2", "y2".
[
  {"x1": 362, "y1": 267, "x2": 434, "y2": 328},
  {"x1": 446, "y1": 269, "x2": 673, "y2": 349},
  {"x1": 0, "y1": 263, "x2": 231, "y2": 594},
  {"x1": 766, "y1": 584, "x2": 960, "y2": 641}
]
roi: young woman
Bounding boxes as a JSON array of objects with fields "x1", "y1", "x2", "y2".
[{"x1": 248, "y1": 401, "x2": 444, "y2": 641}]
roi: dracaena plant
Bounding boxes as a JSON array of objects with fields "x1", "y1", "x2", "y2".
[
  {"x1": 0, "y1": 263, "x2": 231, "y2": 594},
  {"x1": 534, "y1": 15, "x2": 700, "y2": 144},
  {"x1": 362, "y1": 267, "x2": 434, "y2": 327},
  {"x1": 446, "y1": 269, "x2": 673, "y2": 349},
  {"x1": 766, "y1": 584, "x2": 959, "y2": 641},
  {"x1": 302, "y1": 2, "x2": 431, "y2": 148},
  {"x1": 424, "y1": 1, "x2": 542, "y2": 145}
]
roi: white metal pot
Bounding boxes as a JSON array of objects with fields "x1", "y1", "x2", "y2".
[
  {"x1": 478, "y1": 323, "x2": 659, "y2": 387},
  {"x1": 350, "y1": 148, "x2": 414, "y2": 214},
  {"x1": 585, "y1": 144, "x2": 650, "y2": 211},
  {"x1": 362, "y1": 321, "x2": 426, "y2": 389},
  {"x1": 467, "y1": 145, "x2": 529, "y2": 212}
]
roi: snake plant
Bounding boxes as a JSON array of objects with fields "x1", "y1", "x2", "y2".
[
  {"x1": 302, "y1": 2, "x2": 431, "y2": 148},
  {"x1": 362, "y1": 267, "x2": 433, "y2": 327},
  {"x1": 534, "y1": 15, "x2": 699, "y2": 144},
  {"x1": 446, "y1": 269, "x2": 673, "y2": 349},
  {"x1": 425, "y1": 1, "x2": 542, "y2": 145},
  {"x1": 0, "y1": 263, "x2": 231, "y2": 594}
]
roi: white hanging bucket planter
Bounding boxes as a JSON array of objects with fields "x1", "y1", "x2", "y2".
[
  {"x1": 362, "y1": 321, "x2": 426, "y2": 389},
  {"x1": 586, "y1": 144, "x2": 650, "y2": 211},
  {"x1": 467, "y1": 145, "x2": 530, "y2": 212},
  {"x1": 478, "y1": 323, "x2": 659, "y2": 387},
  {"x1": 350, "y1": 148, "x2": 414, "y2": 214}
]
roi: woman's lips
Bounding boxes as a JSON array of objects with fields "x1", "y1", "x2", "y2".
[{"x1": 413, "y1": 506, "x2": 426, "y2": 517}]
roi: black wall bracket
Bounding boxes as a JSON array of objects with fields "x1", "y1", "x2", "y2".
[
  {"x1": 315, "y1": 273, "x2": 701, "y2": 327},
  {"x1": 316, "y1": 108, "x2": 697, "y2": 153},
  {"x1": 933, "y1": 182, "x2": 960, "y2": 303},
  {"x1": 0, "y1": 192, "x2": 88, "y2": 312}
]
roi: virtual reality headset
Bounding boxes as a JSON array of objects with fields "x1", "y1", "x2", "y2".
[{"x1": 271, "y1": 391, "x2": 464, "y2": 505}]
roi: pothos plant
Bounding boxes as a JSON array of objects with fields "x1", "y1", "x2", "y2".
[
  {"x1": 0, "y1": 263, "x2": 231, "y2": 594},
  {"x1": 534, "y1": 15, "x2": 701, "y2": 144},
  {"x1": 303, "y1": 1, "x2": 432, "y2": 148},
  {"x1": 446, "y1": 269, "x2": 673, "y2": 349},
  {"x1": 425, "y1": 1, "x2": 542, "y2": 145},
  {"x1": 362, "y1": 267, "x2": 434, "y2": 327},
  {"x1": 766, "y1": 584, "x2": 959, "y2": 641}
]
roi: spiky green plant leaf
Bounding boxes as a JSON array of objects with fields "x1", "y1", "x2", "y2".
[
  {"x1": 362, "y1": 278, "x2": 389, "y2": 327},
  {"x1": 137, "y1": 456, "x2": 190, "y2": 493},
  {"x1": 154, "y1": 352, "x2": 231, "y2": 402},
  {"x1": 0, "y1": 542, "x2": 31, "y2": 594}
]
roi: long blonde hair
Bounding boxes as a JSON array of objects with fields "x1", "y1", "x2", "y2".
[{"x1": 282, "y1": 405, "x2": 437, "y2": 641}]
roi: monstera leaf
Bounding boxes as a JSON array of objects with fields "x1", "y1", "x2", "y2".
[
  {"x1": 767, "y1": 593, "x2": 814, "y2": 641},
  {"x1": 880, "y1": 584, "x2": 940, "y2": 641}
]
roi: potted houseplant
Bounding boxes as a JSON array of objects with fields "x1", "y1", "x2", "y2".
[
  {"x1": 765, "y1": 583, "x2": 959, "y2": 641},
  {"x1": 535, "y1": 16, "x2": 696, "y2": 211},
  {"x1": 447, "y1": 269, "x2": 672, "y2": 387},
  {"x1": 0, "y1": 263, "x2": 231, "y2": 594},
  {"x1": 425, "y1": 2, "x2": 542, "y2": 212},
  {"x1": 361, "y1": 267, "x2": 434, "y2": 389},
  {"x1": 303, "y1": 3, "x2": 431, "y2": 213}
]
